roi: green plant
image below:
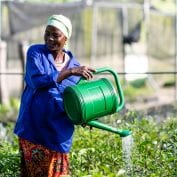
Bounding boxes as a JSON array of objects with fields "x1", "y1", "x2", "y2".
[
  {"x1": 0, "y1": 98, "x2": 20, "y2": 122},
  {"x1": 0, "y1": 110, "x2": 177, "y2": 176},
  {"x1": 70, "y1": 127, "x2": 123, "y2": 176},
  {"x1": 0, "y1": 135, "x2": 20, "y2": 177}
]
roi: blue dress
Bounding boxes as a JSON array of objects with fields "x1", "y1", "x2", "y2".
[{"x1": 14, "y1": 44, "x2": 81, "y2": 153}]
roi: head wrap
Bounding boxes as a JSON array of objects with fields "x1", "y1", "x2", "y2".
[{"x1": 47, "y1": 14, "x2": 72, "y2": 39}]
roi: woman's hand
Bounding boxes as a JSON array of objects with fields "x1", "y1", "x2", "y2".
[
  {"x1": 70, "y1": 66, "x2": 95, "y2": 80},
  {"x1": 57, "y1": 66, "x2": 95, "y2": 82}
]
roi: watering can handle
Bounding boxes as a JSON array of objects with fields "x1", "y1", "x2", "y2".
[{"x1": 94, "y1": 67, "x2": 124, "y2": 112}]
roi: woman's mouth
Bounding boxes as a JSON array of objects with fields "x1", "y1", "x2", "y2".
[{"x1": 46, "y1": 43, "x2": 56, "y2": 50}]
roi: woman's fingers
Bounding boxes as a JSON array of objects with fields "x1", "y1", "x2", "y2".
[
  {"x1": 82, "y1": 69, "x2": 93, "y2": 80},
  {"x1": 81, "y1": 66, "x2": 95, "y2": 80},
  {"x1": 71, "y1": 66, "x2": 95, "y2": 80}
]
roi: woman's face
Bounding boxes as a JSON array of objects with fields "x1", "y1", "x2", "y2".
[{"x1": 44, "y1": 25, "x2": 67, "y2": 52}]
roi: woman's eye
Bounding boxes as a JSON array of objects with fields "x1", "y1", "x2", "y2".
[
  {"x1": 44, "y1": 30, "x2": 61, "y2": 38},
  {"x1": 53, "y1": 34, "x2": 60, "y2": 38},
  {"x1": 45, "y1": 31, "x2": 50, "y2": 36}
]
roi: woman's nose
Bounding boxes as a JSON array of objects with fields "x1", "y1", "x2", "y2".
[{"x1": 48, "y1": 35, "x2": 54, "y2": 41}]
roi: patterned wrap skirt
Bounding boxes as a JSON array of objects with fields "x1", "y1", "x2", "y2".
[{"x1": 19, "y1": 138, "x2": 70, "y2": 177}]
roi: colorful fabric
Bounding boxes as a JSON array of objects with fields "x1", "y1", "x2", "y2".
[
  {"x1": 47, "y1": 14, "x2": 72, "y2": 39},
  {"x1": 19, "y1": 138, "x2": 70, "y2": 177},
  {"x1": 14, "y1": 44, "x2": 81, "y2": 152}
]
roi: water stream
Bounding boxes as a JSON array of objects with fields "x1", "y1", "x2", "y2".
[{"x1": 122, "y1": 134, "x2": 134, "y2": 176}]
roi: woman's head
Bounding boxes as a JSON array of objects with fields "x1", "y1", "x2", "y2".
[
  {"x1": 44, "y1": 15, "x2": 72, "y2": 52},
  {"x1": 47, "y1": 15, "x2": 72, "y2": 39}
]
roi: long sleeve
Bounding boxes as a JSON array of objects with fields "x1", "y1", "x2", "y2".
[
  {"x1": 14, "y1": 45, "x2": 80, "y2": 153},
  {"x1": 56, "y1": 53, "x2": 81, "y2": 93},
  {"x1": 25, "y1": 45, "x2": 59, "y2": 89}
]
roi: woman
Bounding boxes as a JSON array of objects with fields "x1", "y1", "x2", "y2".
[{"x1": 14, "y1": 14, "x2": 95, "y2": 177}]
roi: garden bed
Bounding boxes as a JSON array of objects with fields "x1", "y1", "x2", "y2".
[{"x1": 0, "y1": 104, "x2": 177, "y2": 177}]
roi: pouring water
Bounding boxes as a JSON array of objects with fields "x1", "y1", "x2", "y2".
[{"x1": 122, "y1": 134, "x2": 134, "y2": 176}]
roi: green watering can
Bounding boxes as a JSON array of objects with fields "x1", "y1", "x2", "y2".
[{"x1": 63, "y1": 67, "x2": 131, "y2": 137}]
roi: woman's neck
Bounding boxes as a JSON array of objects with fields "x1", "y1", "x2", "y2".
[{"x1": 53, "y1": 50, "x2": 65, "y2": 63}]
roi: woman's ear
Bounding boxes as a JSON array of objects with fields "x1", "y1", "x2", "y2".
[
  {"x1": 65, "y1": 36, "x2": 68, "y2": 42},
  {"x1": 64, "y1": 37, "x2": 69, "y2": 49}
]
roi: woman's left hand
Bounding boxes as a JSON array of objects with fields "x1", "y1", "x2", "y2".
[
  {"x1": 70, "y1": 66, "x2": 95, "y2": 80},
  {"x1": 57, "y1": 66, "x2": 95, "y2": 82}
]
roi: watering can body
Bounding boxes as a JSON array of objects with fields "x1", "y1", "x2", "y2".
[
  {"x1": 63, "y1": 67, "x2": 131, "y2": 137},
  {"x1": 64, "y1": 78, "x2": 118, "y2": 124}
]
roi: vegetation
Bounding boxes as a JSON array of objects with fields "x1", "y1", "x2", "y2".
[
  {"x1": 0, "y1": 98, "x2": 20, "y2": 122},
  {"x1": 0, "y1": 124, "x2": 20, "y2": 177},
  {"x1": 0, "y1": 110, "x2": 177, "y2": 176}
]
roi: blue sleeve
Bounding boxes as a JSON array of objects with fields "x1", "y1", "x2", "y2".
[
  {"x1": 56, "y1": 56, "x2": 82, "y2": 93},
  {"x1": 25, "y1": 46, "x2": 58, "y2": 89},
  {"x1": 57, "y1": 75, "x2": 81, "y2": 93}
]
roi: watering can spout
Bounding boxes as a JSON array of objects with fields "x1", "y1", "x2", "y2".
[{"x1": 87, "y1": 120, "x2": 132, "y2": 137}]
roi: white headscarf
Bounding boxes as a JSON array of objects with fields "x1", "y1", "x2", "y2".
[{"x1": 47, "y1": 14, "x2": 72, "y2": 39}]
